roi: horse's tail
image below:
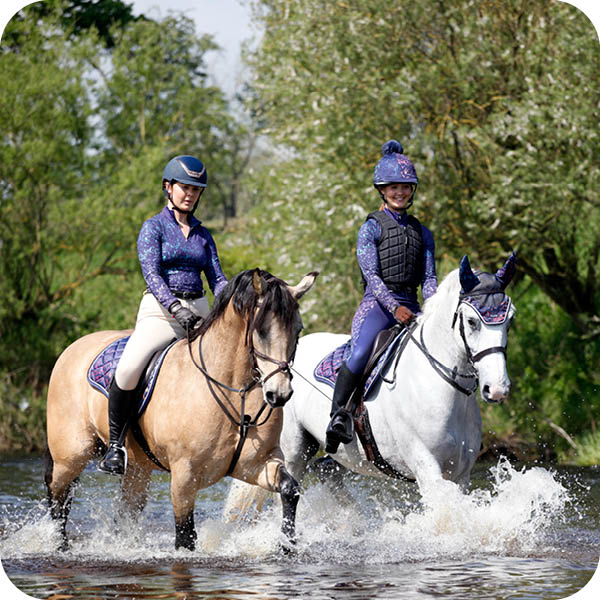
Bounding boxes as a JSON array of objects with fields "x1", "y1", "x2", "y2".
[{"x1": 222, "y1": 480, "x2": 276, "y2": 522}]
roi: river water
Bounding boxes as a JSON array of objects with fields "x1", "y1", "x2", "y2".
[{"x1": 0, "y1": 453, "x2": 598, "y2": 599}]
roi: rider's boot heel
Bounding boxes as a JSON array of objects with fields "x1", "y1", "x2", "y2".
[{"x1": 325, "y1": 364, "x2": 360, "y2": 451}]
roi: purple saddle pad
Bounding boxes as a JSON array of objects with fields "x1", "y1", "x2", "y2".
[
  {"x1": 313, "y1": 331, "x2": 406, "y2": 399},
  {"x1": 87, "y1": 336, "x2": 176, "y2": 417}
]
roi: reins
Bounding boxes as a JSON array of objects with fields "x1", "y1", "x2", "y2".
[{"x1": 399, "y1": 320, "x2": 478, "y2": 396}]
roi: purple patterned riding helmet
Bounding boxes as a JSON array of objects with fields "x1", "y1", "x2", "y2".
[
  {"x1": 373, "y1": 140, "x2": 418, "y2": 205},
  {"x1": 373, "y1": 140, "x2": 419, "y2": 186}
]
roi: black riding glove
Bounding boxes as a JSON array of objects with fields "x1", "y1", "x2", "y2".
[{"x1": 169, "y1": 301, "x2": 200, "y2": 331}]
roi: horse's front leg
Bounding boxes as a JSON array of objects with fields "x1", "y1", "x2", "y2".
[
  {"x1": 278, "y1": 465, "x2": 301, "y2": 545},
  {"x1": 170, "y1": 460, "x2": 198, "y2": 551},
  {"x1": 242, "y1": 457, "x2": 300, "y2": 550}
]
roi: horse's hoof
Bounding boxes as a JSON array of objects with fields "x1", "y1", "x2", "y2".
[
  {"x1": 279, "y1": 540, "x2": 297, "y2": 556},
  {"x1": 175, "y1": 542, "x2": 196, "y2": 552}
]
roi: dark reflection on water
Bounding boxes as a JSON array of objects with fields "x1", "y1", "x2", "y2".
[
  {"x1": 1, "y1": 455, "x2": 599, "y2": 599},
  {"x1": 5, "y1": 556, "x2": 599, "y2": 600}
]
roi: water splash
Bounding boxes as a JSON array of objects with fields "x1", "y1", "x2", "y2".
[
  {"x1": 280, "y1": 457, "x2": 570, "y2": 563},
  {"x1": 0, "y1": 458, "x2": 572, "y2": 562}
]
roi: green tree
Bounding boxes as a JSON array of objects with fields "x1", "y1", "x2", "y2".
[
  {"x1": 0, "y1": 6, "x2": 242, "y2": 386},
  {"x1": 3, "y1": 0, "x2": 142, "y2": 49},
  {"x1": 0, "y1": 15, "x2": 96, "y2": 379}
]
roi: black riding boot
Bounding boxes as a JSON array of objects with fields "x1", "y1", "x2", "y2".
[
  {"x1": 325, "y1": 364, "x2": 361, "y2": 453},
  {"x1": 98, "y1": 379, "x2": 135, "y2": 475}
]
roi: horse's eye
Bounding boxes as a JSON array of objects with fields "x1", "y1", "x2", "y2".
[{"x1": 467, "y1": 317, "x2": 479, "y2": 329}]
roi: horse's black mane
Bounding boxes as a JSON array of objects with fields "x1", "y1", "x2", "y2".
[{"x1": 195, "y1": 269, "x2": 299, "y2": 338}]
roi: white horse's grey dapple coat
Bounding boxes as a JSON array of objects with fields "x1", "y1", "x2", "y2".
[{"x1": 225, "y1": 254, "x2": 517, "y2": 518}]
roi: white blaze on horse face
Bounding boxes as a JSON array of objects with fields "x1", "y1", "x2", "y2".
[{"x1": 458, "y1": 303, "x2": 514, "y2": 403}]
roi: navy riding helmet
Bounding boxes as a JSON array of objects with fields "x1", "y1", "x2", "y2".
[
  {"x1": 163, "y1": 155, "x2": 208, "y2": 188},
  {"x1": 162, "y1": 155, "x2": 207, "y2": 212},
  {"x1": 373, "y1": 140, "x2": 418, "y2": 206}
]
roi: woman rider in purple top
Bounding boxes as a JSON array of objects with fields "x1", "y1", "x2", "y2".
[
  {"x1": 99, "y1": 155, "x2": 228, "y2": 475},
  {"x1": 325, "y1": 140, "x2": 438, "y2": 453}
]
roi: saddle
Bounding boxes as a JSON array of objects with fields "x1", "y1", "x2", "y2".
[
  {"x1": 87, "y1": 336, "x2": 177, "y2": 470},
  {"x1": 314, "y1": 324, "x2": 410, "y2": 399},
  {"x1": 314, "y1": 323, "x2": 416, "y2": 481}
]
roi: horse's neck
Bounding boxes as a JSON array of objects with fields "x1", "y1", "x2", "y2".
[
  {"x1": 199, "y1": 317, "x2": 253, "y2": 388},
  {"x1": 418, "y1": 298, "x2": 467, "y2": 371}
]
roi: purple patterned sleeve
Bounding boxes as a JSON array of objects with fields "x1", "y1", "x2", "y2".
[
  {"x1": 137, "y1": 217, "x2": 177, "y2": 309},
  {"x1": 201, "y1": 228, "x2": 228, "y2": 297},
  {"x1": 136, "y1": 207, "x2": 229, "y2": 310},
  {"x1": 421, "y1": 225, "x2": 438, "y2": 300},
  {"x1": 356, "y1": 220, "x2": 399, "y2": 314}
]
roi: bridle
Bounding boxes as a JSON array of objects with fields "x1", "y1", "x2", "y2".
[
  {"x1": 451, "y1": 291, "x2": 511, "y2": 366},
  {"x1": 185, "y1": 312, "x2": 297, "y2": 476},
  {"x1": 396, "y1": 291, "x2": 511, "y2": 396},
  {"x1": 250, "y1": 346, "x2": 294, "y2": 387}
]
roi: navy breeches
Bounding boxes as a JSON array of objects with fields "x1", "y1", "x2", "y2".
[{"x1": 345, "y1": 301, "x2": 397, "y2": 374}]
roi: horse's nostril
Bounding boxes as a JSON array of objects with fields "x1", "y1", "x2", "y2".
[{"x1": 265, "y1": 389, "x2": 292, "y2": 407}]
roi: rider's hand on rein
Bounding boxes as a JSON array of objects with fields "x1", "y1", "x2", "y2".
[
  {"x1": 394, "y1": 305, "x2": 415, "y2": 325},
  {"x1": 169, "y1": 301, "x2": 200, "y2": 331}
]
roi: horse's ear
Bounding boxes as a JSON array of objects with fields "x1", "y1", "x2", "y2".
[
  {"x1": 495, "y1": 251, "x2": 517, "y2": 289},
  {"x1": 252, "y1": 269, "x2": 263, "y2": 296},
  {"x1": 459, "y1": 255, "x2": 479, "y2": 293},
  {"x1": 288, "y1": 271, "x2": 319, "y2": 300}
]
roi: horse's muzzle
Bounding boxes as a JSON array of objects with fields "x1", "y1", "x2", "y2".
[
  {"x1": 481, "y1": 382, "x2": 510, "y2": 403},
  {"x1": 265, "y1": 388, "x2": 293, "y2": 408}
]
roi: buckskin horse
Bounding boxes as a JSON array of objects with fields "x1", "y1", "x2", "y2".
[
  {"x1": 45, "y1": 268, "x2": 317, "y2": 551},
  {"x1": 225, "y1": 254, "x2": 516, "y2": 519}
]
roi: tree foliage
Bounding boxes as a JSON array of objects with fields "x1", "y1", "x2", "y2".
[
  {"x1": 3, "y1": 0, "x2": 142, "y2": 49},
  {"x1": 244, "y1": 0, "x2": 600, "y2": 336},
  {"x1": 0, "y1": 2, "x2": 245, "y2": 388}
]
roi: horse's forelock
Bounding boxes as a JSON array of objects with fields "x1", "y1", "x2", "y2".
[
  {"x1": 252, "y1": 272, "x2": 300, "y2": 336},
  {"x1": 196, "y1": 269, "x2": 299, "y2": 338}
]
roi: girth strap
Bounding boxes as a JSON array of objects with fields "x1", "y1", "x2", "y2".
[{"x1": 130, "y1": 423, "x2": 170, "y2": 472}]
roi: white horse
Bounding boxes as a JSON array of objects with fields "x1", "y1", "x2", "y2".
[{"x1": 225, "y1": 254, "x2": 517, "y2": 518}]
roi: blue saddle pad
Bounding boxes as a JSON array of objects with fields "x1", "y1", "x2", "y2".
[
  {"x1": 87, "y1": 336, "x2": 177, "y2": 417},
  {"x1": 313, "y1": 330, "x2": 407, "y2": 399}
]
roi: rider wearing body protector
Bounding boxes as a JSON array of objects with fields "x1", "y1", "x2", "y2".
[
  {"x1": 325, "y1": 140, "x2": 438, "y2": 453},
  {"x1": 98, "y1": 155, "x2": 228, "y2": 474}
]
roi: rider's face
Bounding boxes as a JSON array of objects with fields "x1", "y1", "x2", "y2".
[
  {"x1": 380, "y1": 183, "x2": 414, "y2": 213},
  {"x1": 166, "y1": 181, "x2": 203, "y2": 212}
]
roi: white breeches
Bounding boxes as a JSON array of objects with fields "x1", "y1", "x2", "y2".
[{"x1": 114, "y1": 292, "x2": 210, "y2": 390}]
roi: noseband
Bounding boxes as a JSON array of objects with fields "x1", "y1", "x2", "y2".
[{"x1": 249, "y1": 343, "x2": 295, "y2": 386}]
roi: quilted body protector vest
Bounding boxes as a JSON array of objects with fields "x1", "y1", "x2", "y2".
[{"x1": 363, "y1": 211, "x2": 424, "y2": 294}]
